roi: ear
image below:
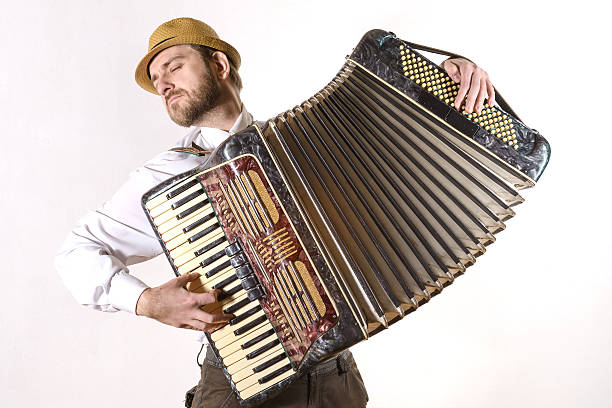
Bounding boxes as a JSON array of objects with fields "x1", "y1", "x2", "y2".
[{"x1": 210, "y1": 51, "x2": 231, "y2": 82}]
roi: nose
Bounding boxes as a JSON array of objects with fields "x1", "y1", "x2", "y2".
[{"x1": 155, "y1": 74, "x2": 174, "y2": 97}]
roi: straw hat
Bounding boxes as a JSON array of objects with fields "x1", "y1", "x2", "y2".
[{"x1": 135, "y1": 17, "x2": 241, "y2": 94}]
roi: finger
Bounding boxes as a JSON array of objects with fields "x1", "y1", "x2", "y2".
[
  {"x1": 185, "y1": 320, "x2": 218, "y2": 332},
  {"x1": 454, "y1": 67, "x2": 474, "y2": 110},
  {"x1": 203, "y1": 322, "x2": 228, "y2": 333},
  {"x1": 190, "y1": 319, "x2": 229, "y2": 333},
  {"x1": 443, "y1": 60, "x2": 461, "y2": 83},
  {"x1": 175, "y1": 272, "x2": 202, "y2": 286},
  {"x1": 486, "y1": 78, "x2": 496, "y2": 107},
  {"x1": 454, "y1": 63, "x2": 475, "y2": 110},
  {"x1": 194, "y1": 309, "x2": 234, "y2": 324},
  {"x1": 464, "y1": 71, "x2": 483, "y2": 113},
  {"x1": 179, "y1": 324, "x2": 199, "y2": 331},
  {"x1": 475, "y1": 77, "x2": 488, "y2": 113},
  {"x1": 193, "y1": 289, "x2": 222, "y2": 306}
]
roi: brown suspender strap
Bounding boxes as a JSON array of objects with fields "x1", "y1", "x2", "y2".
[
  {"x1": 170, "y1": 116, "x2": 255, "y2": 157},
  {"x1": 169, "y1": 142, "x2": 211, "y2": 156}
]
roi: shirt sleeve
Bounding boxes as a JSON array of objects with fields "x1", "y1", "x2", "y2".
[{"x1": 54, "y1": 163, "x2": 172, "y2": 314}]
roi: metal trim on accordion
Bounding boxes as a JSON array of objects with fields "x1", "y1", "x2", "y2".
[{"x1": 141, "y1": 29, "x2": 551, "y2": 406}]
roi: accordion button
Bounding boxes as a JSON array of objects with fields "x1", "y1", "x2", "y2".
[
  {"x1": 247, "y1": 286, "x2": 265, "y2": 301},
  {"x1": 236, "y1": 265, "x2": 254, "y2": 279},
  {"x1": 231, "y1": 253, "x2": 249, "y2": 268},
  {"x1": 225, "y1": 241, "x2": 242, "y2": 257},
  {"x1": 241, "y1": 275, "x2": 260, "y2": 290}
]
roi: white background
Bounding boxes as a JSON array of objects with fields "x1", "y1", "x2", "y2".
[{"x1": 1, "y1": 0, "x2": 610, "y2": 407}]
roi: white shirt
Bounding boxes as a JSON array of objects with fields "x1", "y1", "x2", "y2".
[{"x1": 55, "y1": 109, "x2": 253, "y2": 314}]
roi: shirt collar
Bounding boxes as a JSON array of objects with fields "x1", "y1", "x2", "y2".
[{"x1": 195, "y1": 108, "x2": 253, "y2": 150}]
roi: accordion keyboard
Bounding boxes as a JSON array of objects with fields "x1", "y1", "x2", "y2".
[{"x1": 144, "y1": 174, "x2": 295, "y2": 400}]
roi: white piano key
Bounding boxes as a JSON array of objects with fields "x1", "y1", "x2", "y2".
[
  {"x1": 153, "y1": 197, "x2": 210, "y2": 227},
  {"x1": 238, "y1": 367, "x2": 294, "y2": 400},
  {"x1": 229, "y1": 344, "x2": 284, "y2": 380},
  {"x1": 235, "y1": 357, "x2": 292, "y2": 392},
  {"x1": 218, "y1": 323, "x2": 273, "y2": 360},
  {"x1": 169, "y1": 217, "x2": 221, "y2": 258},
  {"x1": 212, "y1": 309, "x2": 266, "y2": 344},
  {"x1": 149, "y1": 183, "x2": 204, "y2": 218},
  {"x1": 176, "y1": 234, "x2": 227, "y2": 272},
  {"x1": 145, "y1": 176, "x2": 202, "y2": 211},
  {"x1": 159, "y1": 206, "x2": 209, "y2": 239}
]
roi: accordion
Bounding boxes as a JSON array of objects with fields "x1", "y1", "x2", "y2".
[{"x1": 142, "y1": 29, "x2": 550, "y2": 406}]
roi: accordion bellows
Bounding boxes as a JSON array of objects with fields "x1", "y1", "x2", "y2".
[{"x1": 142, "y1": 29, "x2": 550, "y2": 406}]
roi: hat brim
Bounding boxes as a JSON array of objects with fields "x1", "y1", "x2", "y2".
[{"x1": 135, "y1": 35, "x2": 241, "y2": 94}]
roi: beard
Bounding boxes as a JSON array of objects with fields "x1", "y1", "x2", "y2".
[{"x1": 166, "y1": 70, "x2": 221, "y2": 127}]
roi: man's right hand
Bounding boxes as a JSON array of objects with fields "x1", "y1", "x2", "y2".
[{"x1": 135, "y1": 272, "x2": 233, "y2": 332}]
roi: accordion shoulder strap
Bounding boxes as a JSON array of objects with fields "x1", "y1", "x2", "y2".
[{"x1": 399, "y1": 38, "x2": 522, "y2": 122}]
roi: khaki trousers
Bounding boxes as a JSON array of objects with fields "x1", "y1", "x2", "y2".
[{"x1": 189, "y1": 346, "x2": 368, "y2": 408}]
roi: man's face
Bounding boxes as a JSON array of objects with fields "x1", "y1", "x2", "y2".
[{"x1": 149, "y1": 45, "x2": 220, "y2": 127}]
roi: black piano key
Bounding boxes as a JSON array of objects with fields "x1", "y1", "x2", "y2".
[
  {"x1": 252, "y1": 353, "x2": 287, "y2": 373},
  {"x1": 246, "y1": 339, "x2": 280, "y2": 360},
  {"x1": 189, "y1": 223, "x2": 220, "y2": 244},
  {"x1": 235, "y1": 265, "x2": 253, "y2": 279},
  {"x1": 217, "y1": 283, "x2": 243, "y2": 301},
  {"x1": 247, "y1": 286, "x2": 265, "y2": 301},
  {"x1": 225, "y1": 284, "x2": 243, "y2": 296},
  {"x1": 171, "y1": 189, "x2": 204, "y2": 210},
  {"x1": 234, "y1": 315, "x2": 268, "y2": 336},
  {"x1": 194, "y1": 236, "x2": 227, "y2": 257},
  {"x1": 229, "y1": 305, "x2": 262, "y2": 325},
  {"x1": 225, "y1": 241, "x2": 242, "y2": 257},
  {"x1": 241, "y1": 329, "x2": 275, "y2": 350},
  {"x1": 241, "y1": 275, "x2": 259, "y2": 290},
  {"x1": 223, "y1": 297, "x2": 253, "y2": 314},
  {"x1": 183, "y1": 212, "x2": 216, "y2": 234},
  {"x1": 258, "y1": 363, "x2": 292, "y2": 384},
  {"x1": 204, "y1": 260, "x2": 231, "y2": 278},
  {"x1": 177, "y1": 199, "x2": 209, "y2": 220},
  {"x1": 230, "y1": 253, "x2": 249, "y2": 268},
  {"x1": 212, "y1": 274, "x2": 239, "y2": 290},
  {"x1": 166, "y1": 179, "x2": 198, "y2": 200},
  {"x1": 199, "y1": 247, "x2": 226, "y2": 268}
]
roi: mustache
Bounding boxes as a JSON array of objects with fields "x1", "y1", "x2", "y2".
[{"x1": 165, "y1": 90, "x2": 185, "y2": 104}]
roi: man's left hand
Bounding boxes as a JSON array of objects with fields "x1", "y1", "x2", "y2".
[{"x1": 441, "y1": 58, "x2": 495, "y2": 114}]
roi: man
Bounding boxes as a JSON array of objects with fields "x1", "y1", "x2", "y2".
[{"x1": 55, "y1": 17, "x2": 496, "y2": 407}]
